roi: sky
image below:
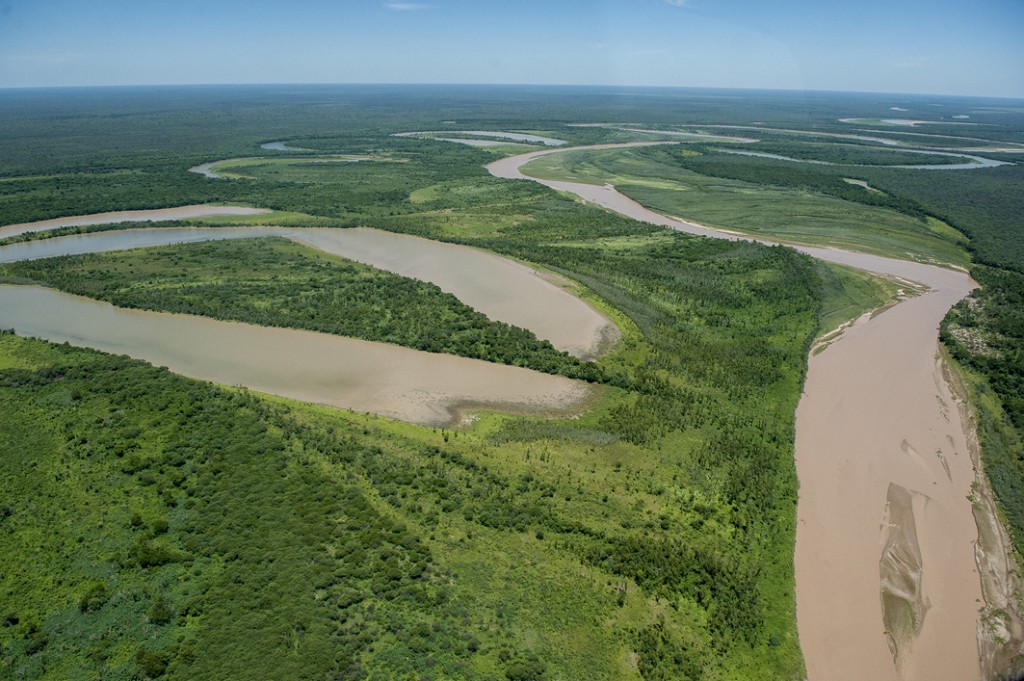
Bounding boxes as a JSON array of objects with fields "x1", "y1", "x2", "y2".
[{"x1": 0, "y1": 0, "x2": 1021, "y2": 98}]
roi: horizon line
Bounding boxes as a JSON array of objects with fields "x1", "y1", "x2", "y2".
[{"x1": 1, "y1": 82, "x2": 1022, "y2": 102}]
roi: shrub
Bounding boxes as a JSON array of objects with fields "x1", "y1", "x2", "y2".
[
  {"x1": 79, "y1": 581, "x2": 108, "y2": 612},
  {"x1": 136, "y1": 649, "x2": 171, "y2": 678}
]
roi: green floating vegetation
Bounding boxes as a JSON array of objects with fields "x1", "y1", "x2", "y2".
[{"x1": 1, "y1": 238, "x2": 601, "y2": 381}]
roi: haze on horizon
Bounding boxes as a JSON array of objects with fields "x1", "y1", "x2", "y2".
[{"x1": 0, "y1": 0, "x2": 1022, "y2": 99}]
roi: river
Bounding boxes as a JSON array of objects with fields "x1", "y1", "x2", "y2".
[
  {"x1": 0, "y1": 205, "x2": 271, "y2": 239},
  {"x1": 1, "y1": 140, "x2": 990, "y2": 678},
  {"x1": 0, "y1": 285, "x2": 592, "y2": 427},
  {"x1": 0, "y1": 225, "x2": 614, "y2": 359},
  {"x1": 488, "y1": 143, "x2": 984, "y2": 681},
  {"x1": 0, "y1": 219, "x2": 615, "y2": 427}
]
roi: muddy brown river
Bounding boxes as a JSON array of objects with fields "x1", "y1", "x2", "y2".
[
  {"x1": 0, "y1": 285, "x2": 592, "y2": 426},
  {"x1": 0, "y1": 225, "x2": 615, "y2": 359},
  {"x1": 0, "y1": 215, "x2": 614, "y2": 426}
]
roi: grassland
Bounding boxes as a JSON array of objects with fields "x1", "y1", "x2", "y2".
[{"x1": 520, "y1": 146, "x2": 971, "y2": 266}]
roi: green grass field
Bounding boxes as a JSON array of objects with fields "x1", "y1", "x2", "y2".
[{"x1": 521, "y1": 147, "x2": 971, "y2": 266}]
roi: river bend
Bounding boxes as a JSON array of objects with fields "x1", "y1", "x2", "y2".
[{"x1": 488, "y1": 143, "x2": 983, "y2": 681}]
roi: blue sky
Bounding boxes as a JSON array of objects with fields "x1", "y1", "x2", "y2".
[{"x1": 1, "y1": 0, "x2": 1021, "y2": 97}]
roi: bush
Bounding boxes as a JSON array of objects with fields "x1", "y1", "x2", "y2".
[
  {"x1": 505, "y1": 654, "x2": 546, "y2": 681},
  {"x1": 136, "y1": 649, "x2": 171, "y2": 678},
  {"x1": 147, "y1": 597, "x2": 174, "y2": 625},
  {"x1": 78, "y1": 581, "x2": 108, "y2": 612}
]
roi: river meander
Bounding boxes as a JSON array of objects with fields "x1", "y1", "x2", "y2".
[
  {"x1": 0, "y1": 217, "x2": 614, "y2": 427},
  {"x1": 0, "y1": 138, "x2": 990, "y2": 678},
  {"x1": 0, "y1": 226, "x2": 615, "y2": 359},
  {"x1": 489, "y1": 143, "x2": 984, "y2": 681},
  {"x1": 0, "y1": 285, "x2": 592, "y2": 427}
]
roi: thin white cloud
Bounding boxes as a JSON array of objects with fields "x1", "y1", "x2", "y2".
[
  {"x1": 665, "y1": 0, "x2": 692, "y2": 6},
  {"x1": 384, "y1": 2, "x2": 430, "y2": 9}
]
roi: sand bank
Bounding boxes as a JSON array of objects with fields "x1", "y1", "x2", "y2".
[{"x1": 492, "y1": 143, "x2": 986, "y2": 680}]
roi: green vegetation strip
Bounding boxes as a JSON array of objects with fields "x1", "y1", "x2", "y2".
[{"x1": 522, "y1": 146, "x2": 970, "y2": 267}]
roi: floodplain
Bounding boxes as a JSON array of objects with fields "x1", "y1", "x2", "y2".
[{"x1": 1, "y1": 85, "x2": 1023, "y2": 681}]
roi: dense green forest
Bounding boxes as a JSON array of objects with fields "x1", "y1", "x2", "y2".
[
  {"x1": 942, "y1": 266, "x2": 1024, "y2": 547},
  {"x1": 2, "y1": 85, "x2": 1023, "y2": 680},
  {"x1": 513, "y1": 111, "x2": 1024, "y2": 591}
]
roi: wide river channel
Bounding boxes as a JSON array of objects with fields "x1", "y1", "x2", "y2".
[{"x1": 490, "y1": 144, "x2": 984, "y2": 681}]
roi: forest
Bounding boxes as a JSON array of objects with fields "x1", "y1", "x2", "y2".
[{"x1": 1, "y1": 85, "x2": 1022, "y2": 680}]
